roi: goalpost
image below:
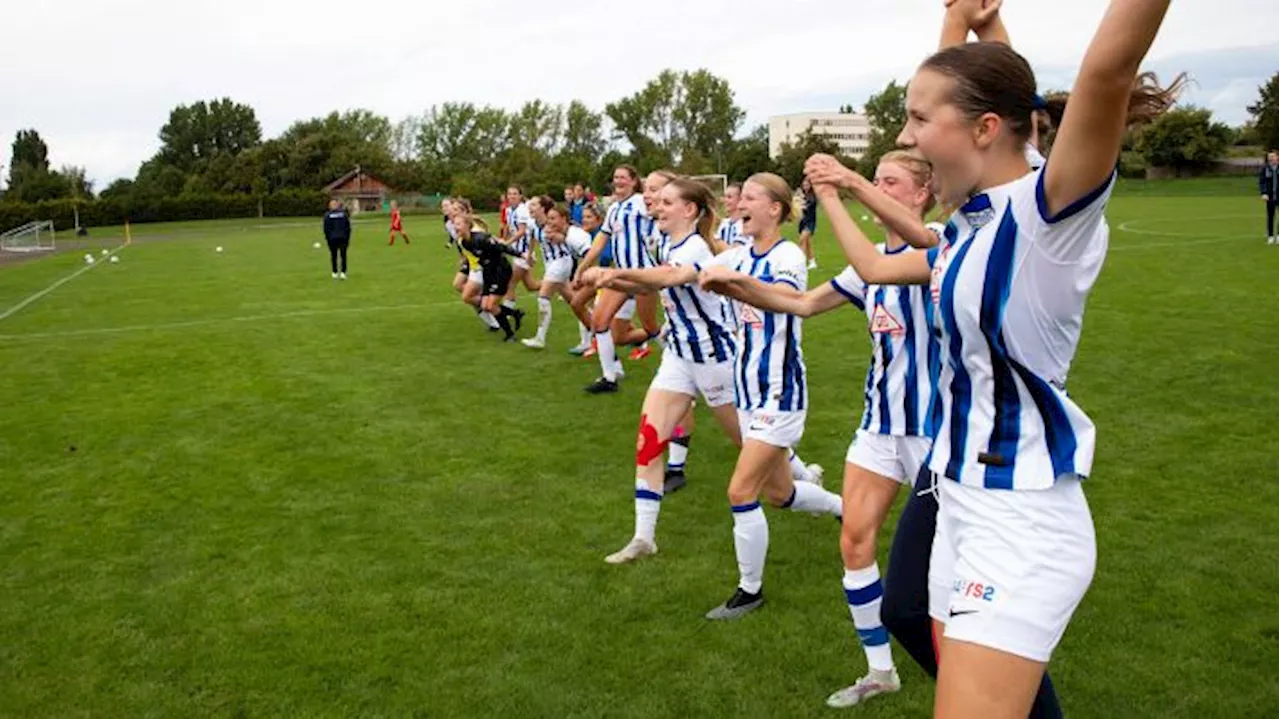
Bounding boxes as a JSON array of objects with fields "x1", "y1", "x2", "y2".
[
  {"x1": 689, "y1": 174, "x2": 729, "y2": 198},
  {"x1": 0, "y1": 221, "x2": 56, "y2": 253}
]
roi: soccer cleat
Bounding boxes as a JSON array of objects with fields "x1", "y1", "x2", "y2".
[
  {"x1": 339, "y1": 272, "x2": 347, "y2": 280},
  {"x1": 804, "y1": 463, "x2": 825, "y2": 486},
  {"x1": 512, "y1": 309, "x2": 525, "y2": 332},
  {"x1": 807, "y1": 259, "x2": 818, "y2": 270},
  {"x1": 663, "y1": 469, "x2": 687, "y2": 494},
  {"x1": 628, "y1": 344, "x2": 652, "y2": 361},
  {"x1": 567, "y1": 343, "x2": 589, "y2": 356},
  {"x1": 582, "y1": 346, "x2": 598, "y2": 358},
  {"x1": 604, "y1": 537, "x2": 657, "y2": 564},
  {"x1": 331, "y1": 272, "x2": 338, "y2": 279},
  {"x1": 584, "y1": 377, "x2": 619, "y2": 394},
  {"x1": 521, "y1": 337, "x2": 545, "y2": 349},
  {"x1": 825, "y1": 668, "x2": 901, "y2": 708},
  {"x1": 705, "y1": 588, "x2": 765, "y2": 620}
]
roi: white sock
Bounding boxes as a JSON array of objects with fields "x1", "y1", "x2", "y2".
[
  {"x1": 596, "y1": 331, "x2": 618, "y2": 381},
  {"x1": 732, "y1": 503, "x2": 768, "y2": 594},
  {"x1": 667, "y1": 433, "x2": 690, "y2": 472},
  {"x1": 578, "y1": 322, "x2": 591, "y2": 347},
  {"x1": 788, "y1": 451, "x2": 813, "y2": 483},
  {"x1": 844, "y1": 565, "x2": 895, "y2": 672},
  {"x1": 478, "y1": 311, "x2": 499, "y2": 329},
  {"x1": 634, "y1": 478, "x2": 662, "y2": 544},
  {"x1": 536, "y1": 296, "x2": 552, "y2": 342},
  {"x1": 784, "y1": 482, "x2": 843, "y2": 516},
  {"x1": 502, "y1": 299, "x2": 517, "y2": 310}
]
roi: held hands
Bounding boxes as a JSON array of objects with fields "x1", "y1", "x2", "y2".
[
  {"x1": 697, "y1": 265, "x2": 737, "y2": 292},
  {"x1": 579, "y1": 266, "x2": 613, "y2": 289},
  {"x1": 804, "y1": 154, "x2": 859, "y2": 193},
  {"x1": 943, "y1": 0, "x2": 1003, "y2": 31}
]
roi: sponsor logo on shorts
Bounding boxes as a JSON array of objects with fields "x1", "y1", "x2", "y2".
[{"x1": 952, "y1": 578, "x2": 997, "y2": 602}]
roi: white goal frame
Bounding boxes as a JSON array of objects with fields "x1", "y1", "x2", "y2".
[
  {"x1": 1, "y1": 221, "x2": 56, "y2": 253},
  {"x1": 689, "y1": 174, "x2": 729, "y2": 197}
]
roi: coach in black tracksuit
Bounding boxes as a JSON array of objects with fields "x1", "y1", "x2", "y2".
[
  {"x1": 323, "y1": 199, "x2": 352, "y2": 277},
  {"x1": 1259, "y1": 151, "x2": 1278, "y2": 244}
]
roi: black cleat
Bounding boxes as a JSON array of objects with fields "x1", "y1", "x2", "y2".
[
  {"x1": 705, "y1": 587, "x2": 765, "y2": 620},
  {"x1": 584, "y1": 377, "x2": 619, "y2": 394},
  {"x1": 503, "y1": 333, "x2": 517, "y2": 342},
  {"x1": 512, "y1": 309, "x2": 525, "y2": 332},
  {"x1": 663, "y1": 469, "x2": 687, "y2": 494}
]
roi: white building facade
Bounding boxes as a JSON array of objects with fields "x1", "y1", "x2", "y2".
[{"x1": 768, "y1": 112, "x2": 871, "y2": 159}]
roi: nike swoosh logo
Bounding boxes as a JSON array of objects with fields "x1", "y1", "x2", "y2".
[{"x1": 948, "y1": 609, "x2": 978, "y2": 618}]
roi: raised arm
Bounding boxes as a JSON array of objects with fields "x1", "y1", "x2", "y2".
[
  {"x1": 1044, "y1": 0, "x2": 1170, "y2": 217},
  {"x1": 811, "y1": 182, "x2": 930, "y2": 285},
  {"x1": 940, "y1": 0, "x2": 1006, "y2": 49},
  {"x1": 806, "y1": 154, "x2": 939, "y2": 250},
  {"x1": 699, "y1": 268, "x2": 848, "y2": 318}
]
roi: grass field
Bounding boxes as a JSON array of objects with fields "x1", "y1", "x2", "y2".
[{"x1": 0, "y1": 178, "x2": 1275, "y2": 717}]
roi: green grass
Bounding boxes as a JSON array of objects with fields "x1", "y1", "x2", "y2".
[{"x1": 0, "y1": 181, "x2": 1275, "y2": 717}]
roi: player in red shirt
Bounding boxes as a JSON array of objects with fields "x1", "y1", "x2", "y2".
[{"x1": 387, "y1": 201, "x2": 411, "y2": 245}]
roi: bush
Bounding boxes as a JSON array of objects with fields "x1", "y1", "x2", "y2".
[{"x1": 0, "y1": 191, "x2": 330, "y2": 232}]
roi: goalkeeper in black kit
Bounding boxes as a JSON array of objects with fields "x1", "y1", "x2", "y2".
[
  {"x1": 454, "y1": 211, "x2": 525, "y2": 341},
  {"x1": 323, "y1": 199, "x2": 351, "y2": 279}
]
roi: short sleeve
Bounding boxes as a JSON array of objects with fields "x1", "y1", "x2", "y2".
[
  {"x1": 697, "y1": 245, "x2": 744, "y2": 272},
  {"x1": 601, "y1": 203, "x2": 620, "y2": 237},
  {"x1": 769, "y1": 244, "x2": 808, "y2": 292},
  {"x1": 668, "y1": 237, "x2": 713, "y2": 269},
  {"x1": 1027, "y1": 165, "x2": 1115, "y2": 262},
  {"x1": 830, "y1": 265, "x2": 867, "y2": 309}
]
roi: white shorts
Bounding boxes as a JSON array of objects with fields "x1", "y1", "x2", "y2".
[
  {"x1": 845, "y1": 430, "x2": 931, "y2": 485},
  {"x1": 467, "y1": 269, "x2": 482, "y2": 285},
  {"x1": 928, "y1": 476, "x2": 1096, "y2": 662},
  {"x1": 736, "y1": 408, "x2": 806, "y2": 449},
  {"x1": 649, "y1": 352, "x2": 735, "y2": 407},
  {"x1": 514, "y1": 258, "x2": 530, "y2": 271},
  {"x1": 617, "y1": 297, "x2": 636, "y2": 321},
  {"x1": 543, "y1": 256, "x2": 574, "y2": 284}
]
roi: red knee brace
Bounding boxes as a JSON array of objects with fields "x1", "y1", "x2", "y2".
[{"x1": 635, "y1": 414, "x2": 670, "y2": 466}]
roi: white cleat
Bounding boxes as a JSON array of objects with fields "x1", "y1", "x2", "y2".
[
  {"x1": 808, "y1": 259, "x2": 818, "y2": 270},
  {"x1": 521, "y1": 337, "x2": 545, "y2": 349},
  {"x1": 331, "y1": 272, "x2": 338, "y2": 279},
  {"x1": 339, "y1": 272, "x2": 347, "y2": 280},
  {"x1": 804, "y1": 463, "x2": 825, "y2": 486},
  {"x1": 604, "y1": 537, "x2": 657, "y2": 565},
  {"x1": 826, "y1": 667, "x2": 901, "y2": 708}
]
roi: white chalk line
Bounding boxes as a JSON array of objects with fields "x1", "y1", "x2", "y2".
[
  {"x1": 0, "y1": 246, "x2": 126, "y2": 322},
  {"x1": 0, "y1": 301, "x2": 455, "y2": 341},
  {"x1": 1112, "y1": 214, "x2": 1266, "y2": 251}
]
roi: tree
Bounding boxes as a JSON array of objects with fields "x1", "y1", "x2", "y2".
[
  {"x1": 859, "y1": 80, "x2": 907, "y2": 176},
  {"x1": 157, "y1": 98, "x2": 261, "y2": 173},
  {"x1": 774, "y1": 130, "x2": 842, "y2": 188},
  {"x1": 10, "y1": 129, "x2": 50, "y2": 179},
  {"x1": 725, "y1": 125, "x2": 775, "y2": 182},
  {"x1": 1135, "y1": 106, "x2": 1232, "y2": 173},
  {"x1": 1247, "y1": 73, "x2": 1278, "y2": 152},
  {"x1": 561, "y1": 100, "x2": 607, "y2": 162},
  {"x1": 606, "y1": 69, "x2": 744, "y2": 170}
]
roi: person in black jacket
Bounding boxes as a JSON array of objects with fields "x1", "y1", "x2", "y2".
[
  {"x1": 323, "y1": 199, "x2": 352, "y2": 278},
  {"x1": 1259, "y1": 151, "x2": 1278, "y2": 245},
  {"x1": 454, "y1": 210, "x2": 524, "y2": 341}
]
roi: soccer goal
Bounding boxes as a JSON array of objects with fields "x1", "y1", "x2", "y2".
[
  {"x1": 0, "y1": 221, "x2": 56, "y2": 253},
  {"x1": 689, "y1": 174, "x2": 729, "y2": 197}
]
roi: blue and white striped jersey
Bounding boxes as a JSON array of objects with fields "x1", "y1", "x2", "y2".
[
  {"x1": 508, "y1": 202, "x2": 535, "y2": 255},
  {"x1": 601, "y1": 194, "x2": 655, "y2": 269},
  {"x1": 534, "y1": 223, "x2": 575, "y2": 263},
  {"x1": 926, "y1": 167, "x2": 1113, "y2": 491},
  {"x1": 655, "y1": 233, "x2": 736, "y2": 364},
  {"x1": 701, "y1": 240, "x2": 809, "y2": 412},
  {"x1": 831, "y1": 245, "x2": 939, "y2": 438},
  {"x1": 716, "y1": 218, "x2": 750, "y2": 247},
  {"x1": 563, "y1": 226, "x2": 593, "y2": 258}
]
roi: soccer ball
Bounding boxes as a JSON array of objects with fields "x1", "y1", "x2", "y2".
[
  {"x1": 861, "y1": 214, "x2": 869, "y2": 221},
  {"x1": 215, "y1": 246, "x2": 224, "y2": 253},
  {"x1": 100, "y1": 249, "x2": 108, "y2": 256},
  {"x1": 109, "y1": 256, "x2": 119, "y2": 264},
  {"x1": 312, "y1": 242, "x2": 321, "y2": 249},
  {"x1": 83, "y1": 254, "x2": 94, "y2": 264}
]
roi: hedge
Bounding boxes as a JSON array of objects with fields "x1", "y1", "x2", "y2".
[{"x1": 0, "y1": 190, "x2": 329, "y2": 232}]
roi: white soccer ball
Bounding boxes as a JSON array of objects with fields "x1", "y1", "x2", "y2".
[
  {"x1": 110, "y1": 256, "x2": 119, "y2": 264},
  {"x1": 100, "y1": 249, "x2": 109, "y2": 256},
  {"x1": 215, "y1": 246, "x2": 224, "y2": 253},
  {"x1": 84, "y1": 254, "x2": 94, "y2": 264},
  {"x1": 312, "y1": 242, "x2": 321, "y2": 249},
  {"x1": 861, "y1": 214, "x2": 869, "y2": 221}
]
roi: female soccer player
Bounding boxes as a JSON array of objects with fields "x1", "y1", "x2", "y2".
[
  {"x1": 705, "y1": 150, "x2": 940, "y2": 707},
  {"x1": 715, "y1": 182, "x2": 748, "y2": 248},
  {"x1": 446, "y1": 198, "x2": 501, "y2": 332},
  {"x1": 575, "y1": 166, "x2": 659, "y2": 394},
  {"x1": 803, "y1": 2, "x2": 1178, "y2": 713},
  {"x1": 454, "y1": 203, "x2": 525, "y2": 342},
  {"x1": 503, "y1": 186, "x2": 539, "y2": 310},
  {"x1": 689, "y1": 172, "x2": 843, "y2": 620},
  {"x1": 388, "y1": 200, "x2": 411, "y2": 245},
  {"x1": 797, "y1": 177, "x2": 818, "y2": 269},
  {"x1": 522, "y1": 200, "x2": 595, "y2": 349},
  {"x1": 583, "y1": 178, "x2": 743, "y2": 563}
]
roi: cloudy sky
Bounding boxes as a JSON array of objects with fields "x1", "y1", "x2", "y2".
[{"x1": 2, "y1": 0, "x2": 1276, "y2": 188}]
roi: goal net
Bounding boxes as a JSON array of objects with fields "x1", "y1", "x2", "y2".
[
  {"x1": 689, "y1": 174, "x2": 729, "y2": 198},
  {"x1": 0, "y1": 221, "x2": 56, "y2": 253}
]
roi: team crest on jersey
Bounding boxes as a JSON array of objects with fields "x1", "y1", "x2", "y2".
[
  {"x1": 740, "y1": 305, "x2": 765, "y2": 329},
  {"x1": 869, "y1": 304, "x2": 904, "y2": 336}
]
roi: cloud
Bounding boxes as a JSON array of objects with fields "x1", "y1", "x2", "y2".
[{"x1": 1, "y1": 0, "x2": 1275, "y2": 188}]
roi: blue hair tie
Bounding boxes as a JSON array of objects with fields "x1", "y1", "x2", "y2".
[{"x1": 1032, "y1": 94, "x2": 1048, "y2": 110}]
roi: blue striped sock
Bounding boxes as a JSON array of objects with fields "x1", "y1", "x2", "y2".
[{"x1": 843, "y1": 564, "x2": 895, "y2": 672}]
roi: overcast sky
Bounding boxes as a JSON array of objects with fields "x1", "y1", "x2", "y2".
[{"x1": 2, "y1": 0, "x2": 1276, "y2": 188}]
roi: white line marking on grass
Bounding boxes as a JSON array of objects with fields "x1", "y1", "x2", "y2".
[
  {"x1": 0, "y1": 246, "x2": 124, "y2": 322},
  {"x1": 1112, "y1": 215, "x2": 1260, "y2": 251},
  {"x1": 0, "y1": 301, "x2": 454, "y2": 341}
]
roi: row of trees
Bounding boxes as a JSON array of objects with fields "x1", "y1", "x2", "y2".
[{"x1": 5, "y1": 70, "x2": 1276, "y2": 214}]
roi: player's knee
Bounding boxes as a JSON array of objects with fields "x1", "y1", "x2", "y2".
[
  {"x1": 635, "y1": 414, "x2": 669, "y2": 467},
  {"x1": 727, "y1": 481, "x2": 758, "y2": 508},
  {"x1": 839, "y1": 522, "x2": 877, "y2": 567}
]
